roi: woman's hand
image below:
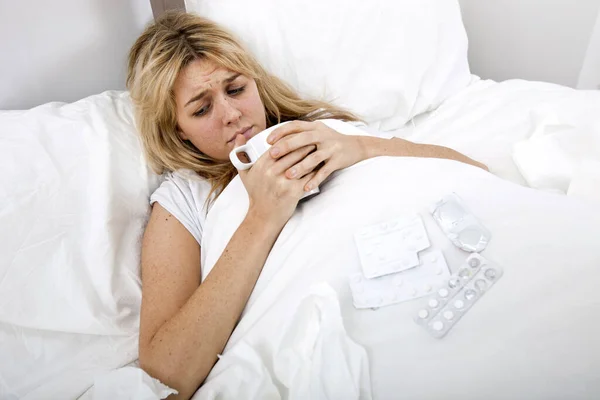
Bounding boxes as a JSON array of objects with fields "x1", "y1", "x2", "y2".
[
  {"x1": 266, "y1": 121, "x2": 366, "y2": 192},
  {"x1": 264, "y1": 120, "x2": 489, "y2": 194},
  {"x1": 234, "y1": 134, "x2": 317, "y2": 228}
]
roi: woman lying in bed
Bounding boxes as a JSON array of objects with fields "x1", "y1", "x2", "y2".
[{"x1": 127, "y1": 11, "x2": 487, "y2": 400}]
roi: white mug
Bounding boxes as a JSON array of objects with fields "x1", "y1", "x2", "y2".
[{"x1": 229, "y1": 121, "x2": 320, "y2": 199}]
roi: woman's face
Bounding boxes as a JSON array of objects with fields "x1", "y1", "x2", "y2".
[{"x1": 173, "y1": 58, "x2": 267, "y2": 161}]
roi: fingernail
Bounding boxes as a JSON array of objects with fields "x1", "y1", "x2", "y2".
[
  {"x1": 267, "y1": 135, "x2": 274, "y2": 144},
  {"x1": 270, "y1": 147, "x2": 280, "y2": 157},
  {"x1": 305, "y1": 184, "x2": 313, "y2": 191}
]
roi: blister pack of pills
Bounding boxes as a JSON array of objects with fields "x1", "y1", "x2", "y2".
[
  {"x1": 430, "y1": 193, "x2": 491, "y2": 252},
  {"x1": 354, "y1": 215, "x2": 431, "y2": 279},
  {"x1": 414, "y1": 253, "x2": 503, "y2": 338},
  {"x1": 349, "y1": 250, "x2": 450, "y2": 309}
]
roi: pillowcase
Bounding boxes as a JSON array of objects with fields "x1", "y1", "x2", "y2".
[
  {"x1": 0, "y1": 91, "x2": 160, "y2": 398},
  {"x1": 185, "y1": 0, "x2": 471, "y2": 131},
  {"x1": 0, "y1": 91, "x2": 158, "y2": 335}
]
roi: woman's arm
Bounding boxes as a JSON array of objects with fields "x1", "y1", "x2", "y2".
[
  {"x1": 266, "y1": 121, "x2": 488, "y2": 192},
  {"x1": 139, "y1": 204, "x2": 282, "y2": 400},
  {"x1": 139, "y1": 138, "x2": 318, "y2": 400},
  {"x1": 358, "y1": 135, "x2": 489, "y2": 171}
]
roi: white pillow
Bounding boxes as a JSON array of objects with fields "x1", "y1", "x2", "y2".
[
  {"x1": 185, "y1": 0, "x2": 471, "y2": 131},
  {"x1": 0, "y1": 91, "x2": 158, "y2": 334},
  {"x1": 0, "y1": 92, "x2": 160, "y2": 398}
]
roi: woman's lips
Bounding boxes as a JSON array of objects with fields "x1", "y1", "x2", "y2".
[
  {"x1": 228, "y1": 127, "x2": 253, "y2": 146},
  {"x1": 241, "y1": 126, "x2": 253, "y2": 140}
]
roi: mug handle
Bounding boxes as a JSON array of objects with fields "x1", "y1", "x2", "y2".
[{"x1": 229, "y1": 144, "x2": 256, "y2": 171}]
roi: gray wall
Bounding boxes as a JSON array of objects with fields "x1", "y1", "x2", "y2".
[
  {"x1": 0, "y1": 0, "x2": 153, "y2": 110},
  {"x1": 459, "y1": 0, "x2": 600, "y2": 89}
]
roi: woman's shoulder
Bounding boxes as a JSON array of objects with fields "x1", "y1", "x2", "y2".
[
  {"x1": 160, "y1": 169, "x2": 211, "y2": 190},
  {"x1": 166, "y1": 169, "x2": 211, "y2": 186},
  {"x1": 150, "y1": 169, "x2": 212, "y2": 245},
  {"x1": 153, "y1": 169, "x2": 213, "y2": 211}
]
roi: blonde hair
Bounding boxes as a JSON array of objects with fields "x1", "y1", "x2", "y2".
[{"x1": 127, "y1": 11, "x2": 360, "y2": 199}]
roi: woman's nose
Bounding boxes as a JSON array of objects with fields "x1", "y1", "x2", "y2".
[{"x1": 219, "y1": 97, "x2": 242, "y2": 125}]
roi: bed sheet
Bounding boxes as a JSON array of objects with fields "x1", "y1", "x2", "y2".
[
  {"x1": 197, "y1": 157, "x2": 600, "y2": 399},
  {"x1": 391, "y1": 77, "x2": 600, "y2": 192}
]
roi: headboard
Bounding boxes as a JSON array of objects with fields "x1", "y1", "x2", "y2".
[{"x1": 150, "y1": 0, "x2": 186, "y2": 20}]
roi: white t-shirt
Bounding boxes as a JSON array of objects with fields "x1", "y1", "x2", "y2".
[
  {"x1": 150, "y1": 120, "x2": 385, "y2": 246},
  {"x1": 150, "y1": 169, "x2": 213, "y2": 245}
]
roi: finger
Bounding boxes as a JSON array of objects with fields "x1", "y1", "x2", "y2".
[
  {"x1": 303, "y1": 162, "x2": 335, "y2": 192},
  {"x1": 269, "y1": 129, "x2": 318, "y2": 159},
  {"x1": 236, "y1": 161, "x2": 248, "y2": 182},
  {"x1": 272, "y1": 144, "x2": 317, "y2": 175},
  {"x1": 267, "y1": 120, "x2": 316, "y2": 145},
  {"x1": 234, "y1": 133, "x2": 246, "y2": 147},
  {"x1": 299, "y1": 170, "x2": 319, "y2": 193},
  {"x1": 285, "y1": 150, "x2": 326, "y2": 179}
]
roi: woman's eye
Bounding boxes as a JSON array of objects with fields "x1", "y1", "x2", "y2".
[
  {"x1": 227, "y1": 86, "x2": 245, "y2": 96},
  {"x1": 193, "y1": 105, "x2": 209, "y2": 117}
]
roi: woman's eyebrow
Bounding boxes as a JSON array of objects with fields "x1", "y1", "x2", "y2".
[{"x1": 185, "y1": 73, "x2": 241, "y2": 107}]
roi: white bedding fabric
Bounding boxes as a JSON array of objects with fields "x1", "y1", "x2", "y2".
[
  {"x1": 0, "y1": 92, "x2": 161, "y2": 399},
  {"x1": 512, "y1": 110, "x2": 600, "y2": 203},
  {"x1": 185, "y1": 0, "x2": 471, "y2": 131},
  {"x1": 392, "y1": 77, "x2": 600, "y2": 189},
  {"x1": 195, "y1": 283, "x2": 372, "y2": 400},
  {"x1": 82, "y1": 366, "x2": 176, "y2": 400},
  {"x1": 198, "y1": 155, "x2": 600, "y2": 399},
  {"x1": 2, "y1": 79, "x2": 600, "y2": 399}
]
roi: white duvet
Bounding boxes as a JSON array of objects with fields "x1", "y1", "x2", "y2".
[
  {"x1": 197, "y1": 154, "x2": 600, "y2": 399},
  {"x1": 2, "y1": 79, "x2": 600, "y2": 399}
]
